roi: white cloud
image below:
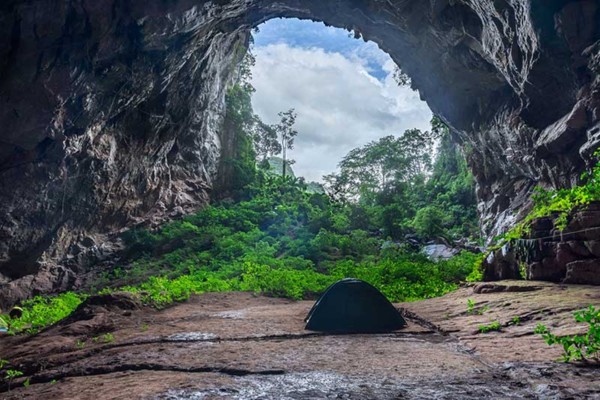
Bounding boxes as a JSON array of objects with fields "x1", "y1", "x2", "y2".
[{"x1": 250, "y1": 43, "x2": 432, "y2": 182}]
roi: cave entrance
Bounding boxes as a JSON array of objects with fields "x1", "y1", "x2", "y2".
[{"x1": 247, "y1": 18, "x2": 433, "y2": 183}]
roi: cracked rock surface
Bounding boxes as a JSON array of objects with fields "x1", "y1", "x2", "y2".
[{"x1": 1, "y1": 285, "x2": 599, "y2": 399}]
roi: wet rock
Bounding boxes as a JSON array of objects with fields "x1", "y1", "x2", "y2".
[
  {"x1": 564, "y1": 259, "x2": 600, "y2": 284},
  {"x1": 2, "y1": 289, "x2": 600, "y2": 399},
  {"x1": 556, "y1": 243, "x2": 579, "y2": 270},
  {"x1": 473, "y1": 283, "x2": 542, "y2": 294},
  {"x1": 585, "y1": 240, "x2": 600, "y2": 257},
  {"x1": 422, "y1": 244, "x2": 459, "y2": 260},
  {"x1": 57, "y1": 292, "x2": 142, "y2": 336},
  {"x1": 0, "y1": 264, "x2": 77, "y2": 311},
  {"x1": 515, "y1": 203, "x2": 600, "y2": 285},
  {"x1": 482, "y1": 247, "x2": 521, "y2": 281},
  {"x1": 528, "y1": 257, "x2": 566, "y2": 282},
  {"x1": 535, "y1": 100, "x2": 588, "y2": 157},
  {"x1": 567, "y1": 241, "x2": 592, "y2": 257},
  {"x1": 65, "y1": 292, "x2": 141, "y2": 322}
]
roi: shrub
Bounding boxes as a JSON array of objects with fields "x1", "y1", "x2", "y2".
[
  {"x1": 6, "y1": 292, "x2": 85, "y2": 335},
  {"x1": 535, "y1": 305, "x2": 600, "y2": 363},
  {"x1": 478, "y1": 321, "x2": 501, "y2": 333}
]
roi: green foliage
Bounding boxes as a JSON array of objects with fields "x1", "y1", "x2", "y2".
[
  {"x1": 274, "y1": 108, "x2": 298, "y2": 178},
  {"x1": 5, "y1": 111, "x2": 484, "y2": 335},
  {"x1": 498, "y1": 153, "x2": 600, "y2": 244},
  {"x1": 92, "y1": 333, "x2": 115, "y2": 344},
  {"x1": 467, "y1": 298, "x2": 475, "y2": 314},
  {"x1": 466, "y1": 298, "x2": 489, "y2": 315},
  {"x1": 219, "y1": 81, "x2": 258, "y2": 198},
  {"x1": 512, "y1": 316, "x2": 521, "y2": 325},
  {"x1": 411, "y1": 206, "x2": 448, "y2": 239},
  {"x1": 535, "y1": 306, "x2": 600, "y2": 363},
  {"x1": 6, "y1": 292, "x2": 85, "y2": 335},
  {"x1": 75, "y1": 340, "x2": 86, "y2": 349},
  {"x1": 478, "y1": 321, "x2": 501, "y2": 333},
  {"x1": 324, "y1": 117, "x2": 479, "y2": 242},
  {"x1": 3, "y1": 368, "x2": 24, "y2": 391},
  {"x1": 4, "y1": 369, "x2": 23, "y2": 380}
]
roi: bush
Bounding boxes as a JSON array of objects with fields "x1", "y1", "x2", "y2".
[
  {"x1": 6, "y1": 292, "x2": 85, "y2": 334},
  {"x1": 535, "y1": 306, "x2": 600, "y2": 363}
]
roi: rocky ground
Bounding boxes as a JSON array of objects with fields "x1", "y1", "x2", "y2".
[{"x1": 1, "y1": 281, "x2": 600, "y2": 399}]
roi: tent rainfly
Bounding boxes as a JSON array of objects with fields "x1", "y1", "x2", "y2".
[{"x1": 304, "y1": 278, "x2": 407, "y2": 333}]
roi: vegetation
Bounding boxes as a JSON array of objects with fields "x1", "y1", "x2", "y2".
[
  {"x1": 105, "y1": 175, "x2": 482, "y2": 306},
  {"x1": 4, "y1": 172, "x2": 482, "y2": 334},
  {"x1": 273, "y1": 109, "x2": 298, "y2": 178},
  {"x1": 478, "y1": 321, "x2": 501, "y2": 333},
  {"x1": 497, "y1": 152, "x2": 600, "y2": 243},
  {"x1": 4, "y1": 292, "x2": 85, "y2": 335},
  {"x1": 0, "y1": 360, "x2": 23, "y2": 392},
  {"x1": 535, "y1": 306, "x2": 600, "y2": 363},
  {"x1": 466, "y1": 299, "x2": 489, "y2": 315},
  {"x1": 324, "y1": 117, "x2": 478, "y2": 241},
  {"x1": 3, "y1": 48, "x2": 483, "y2": 336},
  {"x1": 4, "y1": 369, "x2": 23, "y2": 390},
  {"x1": 92, "y1": 333, "x2": 115, "y2": 344}
]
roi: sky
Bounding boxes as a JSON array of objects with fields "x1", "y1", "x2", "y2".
[{"x1": 250, "y1": 18, "x2": 432, "y2": 182}]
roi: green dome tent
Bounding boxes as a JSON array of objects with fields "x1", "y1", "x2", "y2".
[{"x1": 305, "y1": 278, "x2": 407, "y2": 333}]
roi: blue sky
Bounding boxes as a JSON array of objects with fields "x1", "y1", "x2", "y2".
[
  {"x1": 253, "y1": 18, "x2": 390, "y2": 80},
  {"x1": 250, "y1": 18, "x2": 432, "y2": 182}
]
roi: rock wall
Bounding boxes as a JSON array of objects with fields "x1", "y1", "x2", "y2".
[
  {"x1": 484, "y1": 202, "x2": 600, "y2": 284},
  {"x1": 0, "y1": 0, "x2": 599, "y2": 304}
]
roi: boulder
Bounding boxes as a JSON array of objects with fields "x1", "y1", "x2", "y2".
[{"x1": 564, "y1": 259, "x2": 600, "y2": 285}]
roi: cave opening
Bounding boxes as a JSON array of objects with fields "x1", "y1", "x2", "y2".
[{"x1": 247, "y1": 17, "x2": 433, "y2": 183}]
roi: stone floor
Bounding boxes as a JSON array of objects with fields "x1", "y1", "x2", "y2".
[{"x1": 1, "y1": 281, "x2": 599, "y2": 399}]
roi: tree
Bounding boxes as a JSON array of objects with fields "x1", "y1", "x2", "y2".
[
  {"x1": 252, "y1": 118, "x2": 281, "y2": 162},
  {"x1": 326, "y1": 129, "x2": 435, "y2": 203},
  {"x1": 274, "y1": 108, "x2": 298, "y2": 178},
  {"x1": 393, "y1": 65, "x2": 411, "y2": 87},
  {"x1": 323, "y1": 117, "x2": 479, "y2": 241}
]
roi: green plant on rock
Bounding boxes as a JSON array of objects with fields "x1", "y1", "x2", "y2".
[
  {"x1": 4, "y1": 369, "x2": 24, "y2": 391},
  {"x1": 7, "y1": 292, "x2": 85, "y2": 335},
  {"x1": 467, "y1": 299, "x2": 489, "y2": 315},
  {"x1": 467, "y1": 298, "x2": 475, "y2": 314},
  {"x1": 535, "y1": 305, "x2": 600, "y2": 363},
  {"x1": 92, "y1": 333, "x2": 114, "y2": 344},
  {"x1": 497, "y1": 153, "x2": 600, "y2": 247},
  {"x1": 478, "y1": 321, "x2": 501, "y2": 333}
]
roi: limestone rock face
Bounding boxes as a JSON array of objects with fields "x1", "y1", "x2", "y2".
[{"x1": 0, "y1": 0, "x2": 599, "y2": 302}]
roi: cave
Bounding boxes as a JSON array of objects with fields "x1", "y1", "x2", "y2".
[{"x1": 0, "y1": 0, "x2": 599, "y2": 304}]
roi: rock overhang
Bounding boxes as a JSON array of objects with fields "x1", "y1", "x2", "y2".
[{"x1": 0, "y1": 0, "x2": 598, "y2": 302}]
